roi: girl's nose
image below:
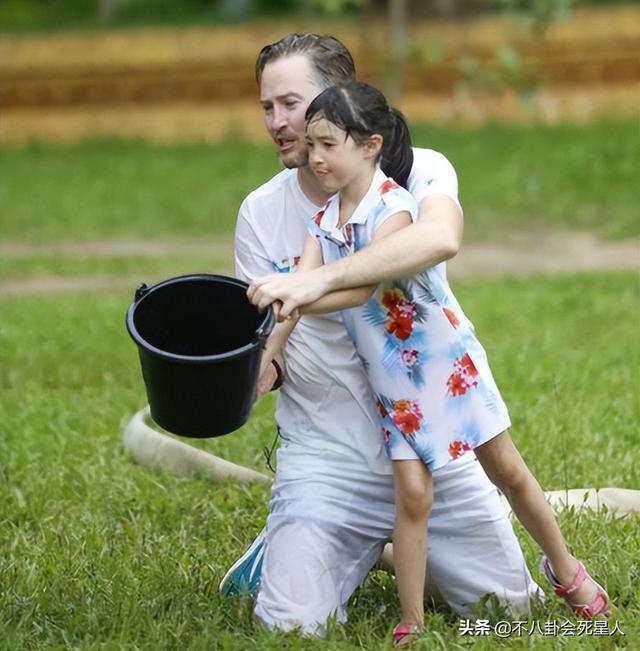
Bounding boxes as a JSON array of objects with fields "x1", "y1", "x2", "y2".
[{"x1": 308, "y1": 147, "x2": 322, "y2": 166}]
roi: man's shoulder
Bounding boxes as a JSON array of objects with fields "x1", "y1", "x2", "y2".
[
  {"x1": 411, "y1": 147, "x2": 454, "y2": 170},
  {"x1": 408, "y1": 147, "x2": 458, "y2": 187},
  {"x1": 407, "y1": 146, "x2": 461, "y2": 208},
  {"x1": 242, "y1": 168, "x2": 297, "y2": 209}
]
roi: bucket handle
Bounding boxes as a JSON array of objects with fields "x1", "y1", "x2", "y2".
[
  {"x1": 255, "y1": 305, "x2": 275, "y2": 342},
  {"x1": 134, "y1": 283, "x2": 149, "y2": 301}
]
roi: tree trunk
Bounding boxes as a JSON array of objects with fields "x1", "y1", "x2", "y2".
[{"x1": 386, "y1": 0, "x2": 408, "y2": 103}]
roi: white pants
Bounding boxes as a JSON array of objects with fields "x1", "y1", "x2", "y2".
[{"x1": 254, "y1": 443, "x2": 542, "y2": 635}]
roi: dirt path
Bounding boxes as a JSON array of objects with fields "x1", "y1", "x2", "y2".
[{"x1": 1, "y1": 231, "x2": 637, "y2": 298}]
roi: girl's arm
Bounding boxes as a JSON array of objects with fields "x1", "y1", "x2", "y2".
[{"x1": 299, "y1": 210, "x2": 413, "y2": 314}]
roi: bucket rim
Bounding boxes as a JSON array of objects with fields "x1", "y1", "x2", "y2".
[{"x1": 126, "y1": 272, "x2": 274, "y2": 363}]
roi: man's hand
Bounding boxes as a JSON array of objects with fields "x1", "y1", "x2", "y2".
[{"x1": 247, "y1": 271, "x2": 327, "y2": 320}]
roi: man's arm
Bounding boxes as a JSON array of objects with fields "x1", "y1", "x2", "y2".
[
  {"x1": 323, "y1": 195, "x2": 462, "y2": 286},
  {"x1": 249, "y1": 210, "x2": 415, "y2": 316},
  {"x1": 249, "y1": 232, "x2": 322, "y2": 373},
  {"x1": 254, "y1": 194, "x2": 462, "y2": 318},
  {"x1": 234, "y1": 200, "x2": 288, "y2": 396}
]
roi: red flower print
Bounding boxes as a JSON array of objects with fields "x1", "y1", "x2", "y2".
[
  {"x1": 381, "y1": 288, "x2": 417, "y2": 341},
  {"x1": 344, "y1": 223, "x2": 354, "y2": 249},
  {"x1": 446, "y1": 372, "x2": 468, "y2": 397},
  {"x1": 381, "y1": 288, "x2": 404, "y2": 311},
  {"x1": 376, "y1": 397, "x2": 389, "y2": 418},
  {"x1": 379, "y1": 179, "x2": 400, "y2": 195},
  {"x1": 314, "y1": 209, "x2": 325, "y2": 225},
  {"x1": 382, "y1": 428, "x2": 392, "y2": 444},
  {"x1": 387, "y1": 315, "x2": 413, "y2": 341},
  {"x1": 459, "y1": 353, "x2": 478, "y2": 377},
  {"x1": 443, "y1": 307, "x2": 460, "y2": 329},
  {"x1": 391, "y1": 399, "x2": 423, "y2": 435},
  {"x1": 449, "y1": 440, "x2": 473, "y2": 459},
  {"x1": 401, "y1": 349, "x2": 419, "y2": 367},
  {"x1": 447, "y1": 353, "x2": 479, "y2": 396}
]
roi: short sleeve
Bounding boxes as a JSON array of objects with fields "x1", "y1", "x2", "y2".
[
  {"x1": 373, "y1": 183, "x2": 419, "y2": 231},
  {"x1": 234, "y1": 198, "x2": 274, "y2": 283},
  {"x1": 407, "y1": 148, "x2": 463, "y2": 214}
]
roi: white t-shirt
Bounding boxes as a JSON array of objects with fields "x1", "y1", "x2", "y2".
[{"x1": 234, "y1": 148, "x2": 462, "y2": 475}]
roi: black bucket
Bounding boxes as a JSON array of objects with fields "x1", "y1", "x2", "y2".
[{"x1": 126, "y1": 273, "x2": 274, "y2": 438}]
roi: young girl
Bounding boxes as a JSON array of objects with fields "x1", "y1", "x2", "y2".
[{"x1": 248, "y1": 80, "x2": 610, "y2": 645}]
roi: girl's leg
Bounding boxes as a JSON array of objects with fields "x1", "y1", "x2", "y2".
[
  {"x1": 474, "y1": 430, "x2": 600, "y2": 608},
  {"x1": 393, "y1": 459, "x2": 433, "y2": 630},
  {"x1": 377, "y1": 542, "x2": 446, "y2": 607}
]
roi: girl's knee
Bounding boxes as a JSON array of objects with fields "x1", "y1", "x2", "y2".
[
  {"x1": 476, "y1": 431, "x2": 531, "y2": 493},
  {"x1": 396, "y1": 481, "x2": 432, "y2": 520},
  {"x1": 484, "y1": 456, "x2": 530, "y2": 494},
  {"x1": 394, "y1": 460, "x2": 432, "y2": 520}
]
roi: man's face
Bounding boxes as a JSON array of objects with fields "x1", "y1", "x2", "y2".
[{"x1": 260, "y1": 55, "x2": 323, "y2": 169}]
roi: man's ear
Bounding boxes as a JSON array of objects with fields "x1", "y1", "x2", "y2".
[{"x1": 364, "y1": 134, "x2": 383, "y2": 160}]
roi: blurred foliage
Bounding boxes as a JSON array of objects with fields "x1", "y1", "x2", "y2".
[
  {"x1": 0, "y1": 0, "x2": 637, "y2": 31},
  {"x1": 491, "y1": 0, "x2": 574, "y2": 32},
  {"x1": 0, "y1": 0, "x2": 363, "y2": 31}
]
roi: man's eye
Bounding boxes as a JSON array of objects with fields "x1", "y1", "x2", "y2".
[{"x1": 285, "y1": 101, "x2": 298, "y2": 109}]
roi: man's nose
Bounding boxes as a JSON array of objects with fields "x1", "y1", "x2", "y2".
[{"x1": 270, "y1": 105, "x2": 287, "y2": 130}]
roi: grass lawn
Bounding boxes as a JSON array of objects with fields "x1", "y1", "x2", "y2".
[
  {"x1": 1, "y1": 120, "x2": 638, "y2": 245},
  {"x1": 1, "y1": 120, "x2": 638, "y2": 648},
  {"x1": 1, "y1": 270, "x2": 638, "y2": 650}
]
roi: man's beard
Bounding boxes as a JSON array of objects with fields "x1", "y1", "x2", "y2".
[{"x1": 279, "y1": 146, "x2": 309, "y2": 170}]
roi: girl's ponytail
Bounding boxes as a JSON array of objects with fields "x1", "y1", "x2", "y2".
[{"x1": 380, "y1": 108, "x2": 413, "y2": 190}]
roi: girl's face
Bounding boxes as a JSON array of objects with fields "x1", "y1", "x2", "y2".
[{"x1": 305, "y1": 116, "x2": 379, "y2": 196}]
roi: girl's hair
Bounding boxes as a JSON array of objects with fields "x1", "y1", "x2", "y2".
[
  {"x1": 305, "y1": 80, "x2": 413, "y2": 189},
  {"x1": 255, "y1": 33, "x2": 356, "y2": 88}
]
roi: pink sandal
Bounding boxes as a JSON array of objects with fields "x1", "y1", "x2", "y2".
[
  {"x1": 541, "y1": 556, "x2": 611, "y2": 619},
  {"x1": 392, "y1": 622, "x2": 421, "y2": 647}
]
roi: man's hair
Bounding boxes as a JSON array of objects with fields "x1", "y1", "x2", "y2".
[{"x1": 255, "y1": 33, "x2": 356, "y2": 89}]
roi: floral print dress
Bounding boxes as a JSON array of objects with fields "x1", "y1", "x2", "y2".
[{"x1": 308, "y1": 168, "x2": 511, "y2": 471}]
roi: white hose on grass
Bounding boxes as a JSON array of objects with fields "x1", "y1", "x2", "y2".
[
  {"x1": 122, "y1": 406, "x2": 639, "y2": 517},
  {"x1": 122, "y1": 406, "x2": 270, "y2": 485}
]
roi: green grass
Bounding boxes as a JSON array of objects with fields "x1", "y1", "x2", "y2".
[
  {"x1": 1, "y1": 121, "x2": 638, "y2": 647},
  {"x1": 1, "y1": 271, "x2": 638, "y2": 649},
  {"x1": 412, "y1": 120, "x2": 640, "y2": 241},
  {"x1": 0, "y1": 139, "x2": 280, "y2": 243},
  {"x1": 1, "y1": 120, "x2": 638, "y2": 245}
]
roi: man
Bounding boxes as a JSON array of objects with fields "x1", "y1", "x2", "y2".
[{"x1": 228, "y1": 33, "x2": 540, "y2": 634}]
